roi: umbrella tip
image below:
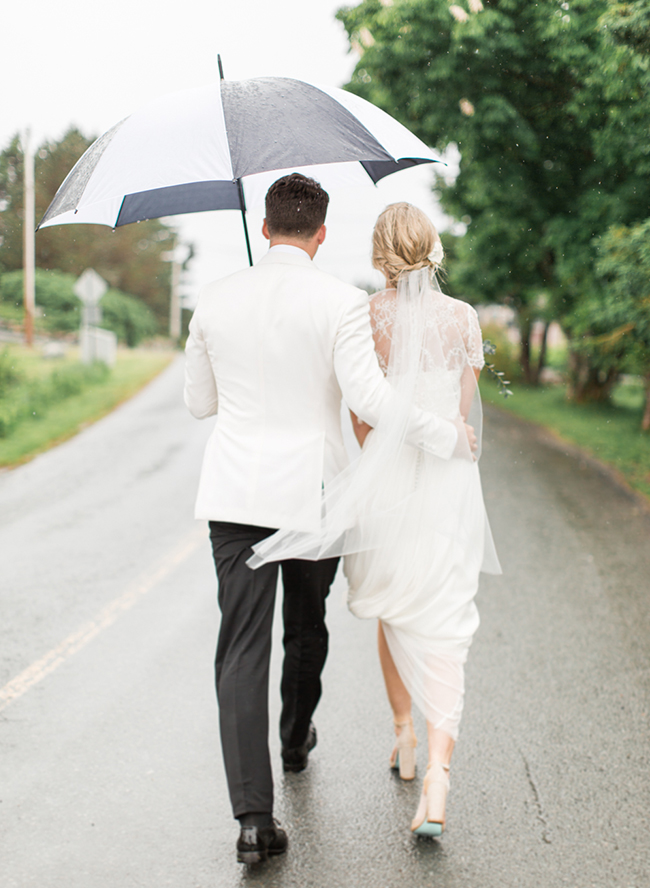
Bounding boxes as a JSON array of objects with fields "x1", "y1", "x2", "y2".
[{"x1": 218, "y1": 55, "x2": 224, "y2": 80}]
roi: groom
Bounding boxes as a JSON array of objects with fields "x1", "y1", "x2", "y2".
[{"x1": 184, "y1": 173, "x2": 460, "y2": 863}]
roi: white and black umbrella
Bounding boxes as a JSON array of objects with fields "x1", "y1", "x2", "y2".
[{"x1": 39, "y1": 62, "x2": 442, "y2": 263}]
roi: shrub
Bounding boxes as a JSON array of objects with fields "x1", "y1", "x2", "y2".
[
  {"x1": 0, "y1": 347, "x2": 23, "y2": 390},
  {"x1": 101, "y1": 289, "x2": 158, "y2": 347},
  {"x1": 0, "y1": 270, "x2": 158, "y2": 345},
  {"x1": 1, "y1": 269, "x2": 80, "y2": 332}
]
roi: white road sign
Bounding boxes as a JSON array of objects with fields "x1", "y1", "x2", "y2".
[{"x1": 74, "y1": 269, "x2": 108, "y2": 306}]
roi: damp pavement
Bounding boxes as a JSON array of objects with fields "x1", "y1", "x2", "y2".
[{"x1": 1, "y1": 356, "x2": 649, "y2": 888}]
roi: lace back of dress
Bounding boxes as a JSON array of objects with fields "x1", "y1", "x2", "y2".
[{"x1": 378, "y1": 268, "x2": 482, "y2": 461}]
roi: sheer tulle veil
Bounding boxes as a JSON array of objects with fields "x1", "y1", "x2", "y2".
[{"x1": 248, "y1": 268, "x2": 500, "y2": 575}]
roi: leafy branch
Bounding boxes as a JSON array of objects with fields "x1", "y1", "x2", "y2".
[{"x1": 483, "y1": 340, "x2": 513, "y2": 398}]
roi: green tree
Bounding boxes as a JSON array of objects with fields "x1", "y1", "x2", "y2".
[
  {"x1": 553, "y1": 0, "x2": 650, "y2": 403},
  {"x1": 0, "y1": 129, "x2": 175, "y2": 329},
  {"x1": 592, "y1": 221, "x2": 650, "y2": 430},
  {"x1": 336, "y1": 0, "x2": 650, "y2": 393},
  {"x1": 583, "y1": 0, "x2": 650, "y2": 430}
]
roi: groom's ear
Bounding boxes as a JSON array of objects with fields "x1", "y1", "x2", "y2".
[
  {"x1": 316, "y1": 224, "x2": 326, "y2": 246},
  {"x1": 262, "y1": 219, "x2": 271, "y2": 241}
]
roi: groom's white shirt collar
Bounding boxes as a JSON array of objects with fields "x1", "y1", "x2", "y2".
[
  {"x1": 258, "y1": 243, "x2": 314, "y2": 268},
  {"x1": 268, "y1": 244, "x2": 311, "y2": 258}
]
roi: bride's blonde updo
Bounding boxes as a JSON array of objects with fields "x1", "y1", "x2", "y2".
[{"x1": 372, "y1": 202, "x2": 443, "y2": 287}]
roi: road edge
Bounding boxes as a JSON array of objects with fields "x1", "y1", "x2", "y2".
[{"x1": 484, "y1": 401, "x2": 650, "y2": 518}]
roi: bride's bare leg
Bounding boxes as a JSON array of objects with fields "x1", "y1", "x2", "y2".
[
  {"x1": 427, "y1": 724, "x2": 455, "y2": 767},
  {"x1": 378, "y1": 621, "x2": 417, "y2": 779},
  {"x1": 377, "y1": 621, "x2": 411, "y2": 721}
]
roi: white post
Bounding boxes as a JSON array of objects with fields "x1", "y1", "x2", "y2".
[
  {"x1": 162, "y1": 238, "x2": 186, "y2": 342},
  {"x1": 23, "y1": 129, "x2": 36, "y2": 347},
  {"x1": 74, "y1": 269, "x2": 109, "y2": 364}
]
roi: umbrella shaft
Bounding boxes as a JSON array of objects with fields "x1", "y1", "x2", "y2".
[{"x1": 237, "y1": 179, "x2": 253, "y2": 267}]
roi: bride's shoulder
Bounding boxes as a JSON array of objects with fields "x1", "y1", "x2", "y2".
[
  {"x1": 437, "y1": 290, "x2": 465, "y2": 307},
  {"x1": 368, "y1": 290, "x2": 396, "y2": 338},
  {"x1": 439, "y1": 292, "x2": 478, "y2": 320}
]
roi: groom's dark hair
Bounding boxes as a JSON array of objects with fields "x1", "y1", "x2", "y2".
[{"x1": 265, "y1": 173, "x2": 329, "y2": 239}]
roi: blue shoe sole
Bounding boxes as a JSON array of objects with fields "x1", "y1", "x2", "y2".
[{"x1": 413, "y1": 821, "x2": 443, "y2": 837}]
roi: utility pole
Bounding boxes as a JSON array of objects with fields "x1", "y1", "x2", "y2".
[
  {"x1": 169, "y1": 248, "x2": 181, "y2": 341},
  {"x1": 22, "y1": 129, "x2": 36, "y2": 347}
]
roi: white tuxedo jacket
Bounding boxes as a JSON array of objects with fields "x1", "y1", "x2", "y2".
[{"x1": 184, "y1": 250, "x2": 457, "y2": 532}]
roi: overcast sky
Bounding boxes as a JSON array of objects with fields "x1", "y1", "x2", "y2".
[{"x1": 3, "y1": 0, "x2": 456, "y2": 297}]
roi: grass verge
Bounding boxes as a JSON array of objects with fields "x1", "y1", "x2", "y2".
[
  {"x1": 0, "y1": 345, "x2": 175, "y2": 468},
  {"x1": 481, "y1": 379, "x2": 650, "y2": 503}
]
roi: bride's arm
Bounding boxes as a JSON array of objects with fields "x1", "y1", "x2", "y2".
[
  {"x1": 459, "y1": 366, "x2": 481, "y2": 422},
  {"x1": 349, "y1": 410, "x2": 373, "y2": 446},
  {"x1": 350, "y1": 299, "x2": 390, "y2": 447},
  {"x1": 458, "y1": 304, "x2": 485, "y2": 454},
  {"x1": 348, "y1": 294, "x2": 392, "y2": 446}
]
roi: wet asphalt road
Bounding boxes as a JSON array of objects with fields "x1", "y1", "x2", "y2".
[{"x1": 1, "y1": 356, "x2": 649, "y2": 888}]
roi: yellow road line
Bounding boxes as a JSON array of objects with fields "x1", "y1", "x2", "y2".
[{"x1": 0, "y1": 527, "x2": 206, "y2": 713}]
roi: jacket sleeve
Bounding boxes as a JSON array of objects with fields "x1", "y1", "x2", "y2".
[
  {"x1": 184, "y1": 306, "x2": 219, "y2": 419},
  {"x1": 333, "y1": 290, "x2": 458, "y2": 460}
]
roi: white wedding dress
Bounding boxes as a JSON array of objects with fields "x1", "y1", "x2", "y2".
[
  {"x1": 345, "y1": 280, "x2": 500, "y2": 740},
  {"x1": 250, "y1": 269, "x2": 500, "y2": 740}
]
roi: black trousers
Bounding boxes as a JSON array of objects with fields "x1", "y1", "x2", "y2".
[{"x1": 209, "y1": 521, "x2": 339, "y2": 819}]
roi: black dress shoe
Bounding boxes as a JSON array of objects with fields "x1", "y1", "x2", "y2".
[
  {"x1": 236, "y1": 822, "x2": 288, "y2": 864},
  {"x1": 281, "y1": 723, "x2": 317, "y2": 773}
]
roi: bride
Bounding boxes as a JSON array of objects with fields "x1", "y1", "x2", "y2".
[
  {"x1": 345, "y1": 203, "x2": 500, "y2": 836},
  {"x1": 251, "y1": 202, "x2": 500, "y2": 837}
]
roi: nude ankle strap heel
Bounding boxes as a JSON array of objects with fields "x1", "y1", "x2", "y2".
[
  {"x1": 389, "y1": 718, "x2": 417, "y2": 781},
  {"x1": 411, "y1": 760, "x2": 450, "y2": 836}
]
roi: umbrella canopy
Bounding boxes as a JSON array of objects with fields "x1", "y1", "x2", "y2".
[{"x1": 38, "y1": 77, "x2": 442, "y2": 233}]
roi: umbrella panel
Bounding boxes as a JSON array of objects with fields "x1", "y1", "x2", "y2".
[
  {"x1": 115, "y1": 180, "x2": 241, "y2": 227},
  {"x1": 221, "y1": 78, "x2": 395, "y2": 179},
  {"x1": 39, "y1": 119, "x2": 127, "y2": 228}
]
